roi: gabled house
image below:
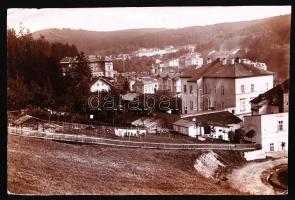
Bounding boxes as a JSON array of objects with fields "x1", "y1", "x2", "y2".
[
  {"x1": 59, "y1": 55, "x2": 114, "y2": 78},
  {"x1": 244, "y1": 79, "x2": 289, "y2": 152},
  {"x1": 180, "y1": 58, "x2": 274, "y2": 118},
  {"x1": 90, "y1": 77, "x2": 113, "y2": 93},
  {"x1": 173, "y1": 111, "x2": 242, "y2": 140}
]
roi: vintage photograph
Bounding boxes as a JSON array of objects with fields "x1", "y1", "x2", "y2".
[{"x1": 7, "y1": 6, "x2": 290, "y2": 195}]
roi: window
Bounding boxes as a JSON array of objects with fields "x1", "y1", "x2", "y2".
[
  {"x1": 241, "y1": 85, "x2": 245, "y2": 93},
  {"x1": 190, "y1": 85, "x2": 193, "y2": 94},
  {"x1": 204, "y1": 85, "x2": 207, "y2": 94},
  {"x1": 232, "y1": 110, "x2": 235, "y2": 114},
  {"x1": 278, "y1": 121, "x2": 283, "y2": 131},
  {"x1": 190, "y1": 101, "x2": 194, "y2": 110},
  {"x1": 240, "y1": 98, "x2": 246, "y2": 112},
  {"x1": 221, "y1": 85, "x2": 224, "y2": 95},
  {"x1": 251, "y1": 84, "x2": 254, "y2": 92},
  {"x1": 270, "y1": 143, "x2": 274, "y2": 151},
  {"x1": 184, "y1": 106, "x2": 188, "y2": 114},
  {"x1": 222, "y1": 102, "x2": 225, "y2": 109},
  {"x1": 183, "y1": 84, "x2": 187, "y2": 93}
]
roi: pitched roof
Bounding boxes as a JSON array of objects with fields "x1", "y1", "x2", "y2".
[
  {"x1": 202, "y1": 61, "x2": 274, "y2": 78},
  {"x1": 90, "y1": 77, "x2": 113, "y2": 87},
  {"x1": 12, "y1": 115, "x2": 42, "y2": 125},
  {"x1": 180, "y1": 59, "x2": 274, "y2": 81},
  {"x1": 250, "y1": 79, "x2": 289, "y2": 104},
  {"x1": 173, "y1": 119, "x2": 195, "y2": 128},
  {"x1": 157, "y1": 72, "x2": 180, "y2": 80},
  {"x1": 182, "y1": 111, "x2": 242, "y2": 126}
]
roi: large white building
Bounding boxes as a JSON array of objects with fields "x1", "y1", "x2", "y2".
[
  {"x1": 135, "y1": 46, "x2": 178, "y2": 57},
  {"x1": 244, "y1": 79, "x2": 289, "y2": 152},
  {"x1": 180, "y1": 58, "x2": 274, "y2": 118}
]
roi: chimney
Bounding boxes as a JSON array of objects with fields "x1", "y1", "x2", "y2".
[
  {"x1": 222, "y1": 58, "x2": 227, "y2": 65},
  {"x1": 206, "y1": 58, "x2": 212, "y2": 64},
  {"x1": 231, "y1": 58, "x2": 235, "y2": 65}
]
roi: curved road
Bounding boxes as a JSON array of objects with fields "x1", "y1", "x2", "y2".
[{"x1": 228, "y1": 158, "x2": 288, "y2": 195}]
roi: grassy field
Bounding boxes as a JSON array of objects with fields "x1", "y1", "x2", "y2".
[{"x1": 8, "y1": 134, "x2": 244, "y2": 195}]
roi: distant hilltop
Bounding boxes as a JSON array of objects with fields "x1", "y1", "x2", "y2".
[{"x1": 32, "y1": 14, "x2": 291, "y2": 80}]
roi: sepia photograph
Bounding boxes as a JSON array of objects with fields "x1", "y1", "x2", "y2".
[{"x1": 6, "y1": 6, "x2": 291, "y2": 195}]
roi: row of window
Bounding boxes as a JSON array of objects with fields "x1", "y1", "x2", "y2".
[
  {"x1": 269, "y1": 141, "x2": 286, "y2": 151},
  {"x1": 183, "y1": 82, "x2": 270, "y2": 95},
  {"x1": 184, "y1": 100, "x2": 226, "y2": 112},
  {"x1": 183, "y1": 84, "x2": 225, "y2": 95},
  {"x1": 240, "y1": 83, "x2": 269, "y2": 94}
]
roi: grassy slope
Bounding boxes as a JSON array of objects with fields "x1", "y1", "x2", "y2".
[{"x1": 8, "y1": 134, "x2": 244, "y2": 195}]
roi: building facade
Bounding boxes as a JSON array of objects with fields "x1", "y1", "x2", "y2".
[
  {"x1": 133, "y1": 79, "x2": 159, "y2": 94},
  {"x1": 244, "y1": 79, "x2": 289, "y2": 152},
  {"x1": 180, "y1": 58, "x2": 274, "y2": 117},
  {"x1": 90, "y1": 78, "x2": 113, "y2": 93}
]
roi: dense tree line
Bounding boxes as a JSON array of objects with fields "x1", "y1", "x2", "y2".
[{"x1": 7, "y1": 28, "x2": 91, "y2": 113}]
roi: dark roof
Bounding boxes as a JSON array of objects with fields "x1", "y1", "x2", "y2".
[
  {"x1": 157, "y1": 72, "x2": 180, "y2": 80},
  {"x1": 90, "y1": 77, "x2": 113, "y2": 87},
  {"x1": 182, "y1": 111, "x2": 242, "y2": 126},
  {"x1": 203, "y1": 62, "x2": 274, "y2": 78},
  {"x1": 173, "y1": 119, "x2": 195, "y2": 128},
  {"x1": 250, "y1": 79, "x2": 289, "y2": 104},
  {"x1": 12, "y1": 115, "x2": 42, "y2": 125},
  {"x1": 179, "y1": 66, "x2": 203, "y2": 78},
  {"x1": 180, "y1": 59, "x2": 274, "y2": 81}
]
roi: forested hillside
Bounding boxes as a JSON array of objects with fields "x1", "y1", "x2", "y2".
[{"x1": 32, "y1": 14, "x2": 291, "y2": 80}]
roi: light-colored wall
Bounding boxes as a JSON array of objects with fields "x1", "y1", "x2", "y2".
[
  {"x1": 104, "y1": 62, "x2": 114, "y2": 78},
  {"x1": 235, "y1": 75, "x2": 273, "y2": 115},
  {"x1": 143, "y1": 82, "x2": 158, "y2": 94},
  {"x1": 244, "y1": 112, "x2": 288, "y2": 152},
  {"x1": 173, "y1": 124, "x2": 203, "y2": 137},
  {"x1": 260, "y1": 112, "x2": 288, "y2": 152},
  {"x1": 90, "y1": 80, "x2": 111, "y2": 93}
]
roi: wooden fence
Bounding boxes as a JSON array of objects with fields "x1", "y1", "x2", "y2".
[{"x1": 8, "y1": 127, "x2": 257, "y2": 151}]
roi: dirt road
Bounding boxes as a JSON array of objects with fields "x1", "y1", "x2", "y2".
[{"x1": 228, "y1": 157, "x2": 288, "y2": 195}]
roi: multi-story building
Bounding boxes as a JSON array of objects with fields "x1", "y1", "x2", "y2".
[
  {"x1": 156, "y1": 73, "x2": 181, "y2": 94},
  {"x1": 59, "y1": 55, "x2": 114, "y2": 78},
  {"x1": 133, "y1": 79, "x2": 159, "y2": 94},
  {"x1": 135, "y1": 46, "x2": 178, "y2": 57},
  {"x1": 184, "y1": 52, "x2": 204, "y2": 67},
  {"x1": 180, "y1": 58, "x2": 274, "y2": 117},
  {"x1": 244, "y1": 79, "x2": 289, "y2": 152}
]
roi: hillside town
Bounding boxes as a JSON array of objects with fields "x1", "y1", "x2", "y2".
[
  {"x1": 53, "y1": 45, "x2": 289, "y2": 158},
  {"x1": 7, "y1": 7, "x2": 290, "y2": 195}
]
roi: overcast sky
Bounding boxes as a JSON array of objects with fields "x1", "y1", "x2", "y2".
[{"x1": 7, "y1": 6, "x2": 291, "y2": 33}]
